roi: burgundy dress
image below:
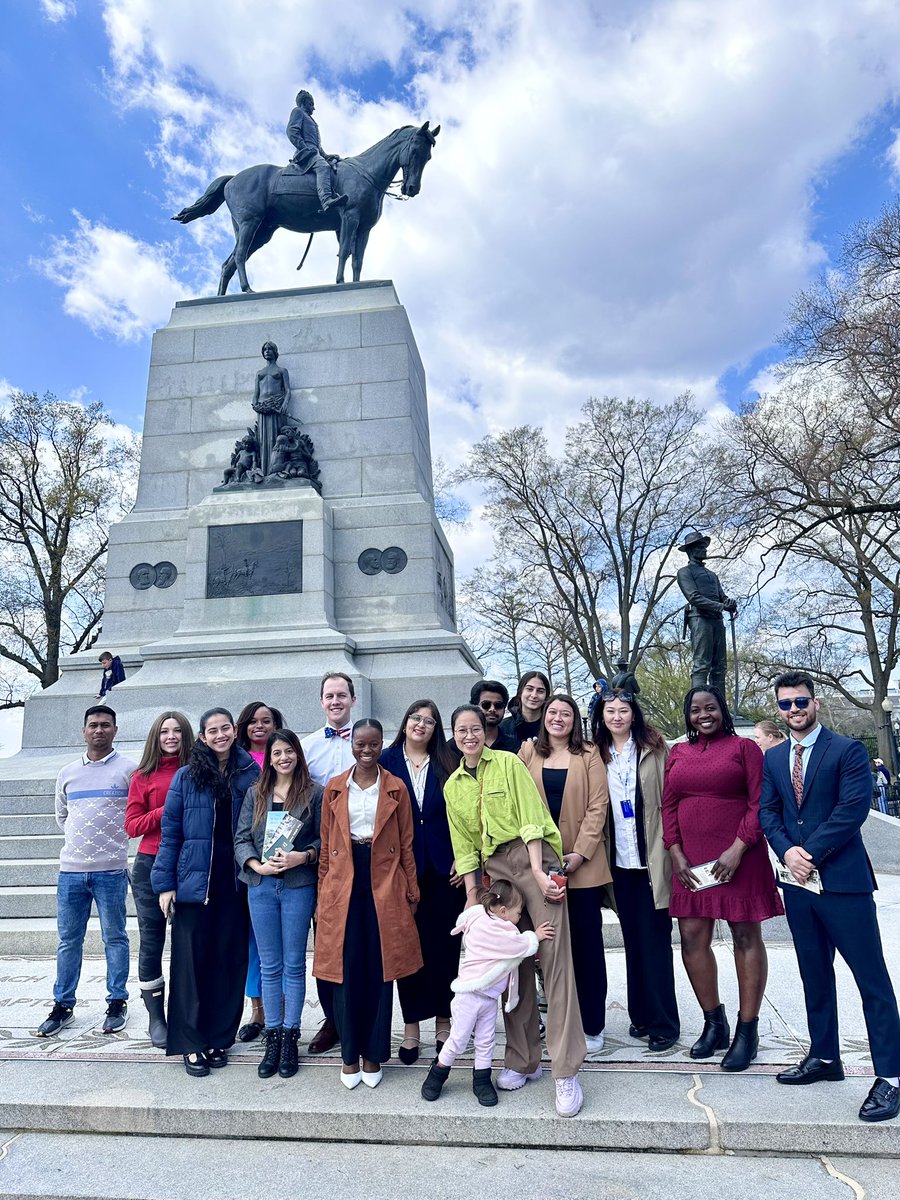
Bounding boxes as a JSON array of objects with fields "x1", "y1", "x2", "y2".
[{"x1": 662, "y1": 733, "x2": 783, "y2": 922}]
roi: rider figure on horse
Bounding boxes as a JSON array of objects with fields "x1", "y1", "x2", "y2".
[{"x1": 286, "y1": 91, "x2": 348, "y2": 213}]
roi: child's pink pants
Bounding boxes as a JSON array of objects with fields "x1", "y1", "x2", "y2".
[{"x1": 438, "y1": 989, "x2": 499, "y2": 1069}]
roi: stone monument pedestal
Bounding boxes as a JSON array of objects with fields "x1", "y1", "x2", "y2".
[{"x1": 17, "y1": 281, "x2": 479, "y2": 753}]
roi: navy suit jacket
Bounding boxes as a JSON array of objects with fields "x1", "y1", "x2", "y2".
[
  {"x1": 379, "y1": 744, "x2": 455, "y2": 877},
  {"x1": 758, "y1": 726, "x2": 876, "y2": 893}
]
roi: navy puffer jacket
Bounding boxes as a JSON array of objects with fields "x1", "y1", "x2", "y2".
[{"x1": 151, "y1": 745, "x2": 260, "y2": 903}]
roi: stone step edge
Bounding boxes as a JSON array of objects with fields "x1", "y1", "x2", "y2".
[{"x1": 0, "y1": 1062, "x2": 895, "y2": 1158}]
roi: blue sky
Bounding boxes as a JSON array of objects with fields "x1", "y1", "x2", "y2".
[
  {"x1": 3, "y1": 0, "x2": 900, "y2": 480},
  {"x1": 3, "y1": 0, "x2": 900, "y2": 750}
]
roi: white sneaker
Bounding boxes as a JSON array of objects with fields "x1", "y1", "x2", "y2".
[
  {"x1": 496, "y1": 1065, "x2": 543, "y2": 1090},
  {"x1": 555, "y1": 1075, "x2": 583, "y2": 1117},
  {"x1": 584, "y1": 1032, "x2": 605, "y2": 1055}
]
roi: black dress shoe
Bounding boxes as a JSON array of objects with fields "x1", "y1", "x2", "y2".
[
  {"x1": 629, "y1": 1024, "x2": 649, "y2": 1039},
  {"x1": 859, "y1": 1078, "x2": 900, "y2": 1122},
  {"x1": 648, "y1": 1034, "x2": 679, "y2": 1052},
  {"x1": 776, "y1": 1055, "x2": 845, "y2": 1085},
  {"x1": 183, "y1": 1052, "x2": 209, "y2": 1077},
  {"x1": 237, "y1": 1021, "x2": 263, "y2": 1043},
  {"x1": 398, "y1": 1040, "x2": 420, "y2": 1065},
  {"x1": 308, "y1": 1017, "x2": 340, "y2": 1055},
  {"x1": 205, "y1": 1048, "x2": 228, "y2": 1068}
]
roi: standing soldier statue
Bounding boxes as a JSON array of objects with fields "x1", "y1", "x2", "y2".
[{"x1": 676, "y1": 531, "x2": 737, "y2": 694}]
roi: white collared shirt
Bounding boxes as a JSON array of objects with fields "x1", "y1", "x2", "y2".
[
  {"x1": 347, "y1": 767, "x2": 380, "y2": 838},
  {"x1": 403, "y1": 750, "x2": 430, "y2": 813},
  {"x1": 607, "y1": 737, "x2": 643, "y2": 870},
  {"x1": 788, "y1": 723, "x2": 823, "y2": 789},
  {"x1": 301, "y1": 724, "x2": 354, "y2": 787}
]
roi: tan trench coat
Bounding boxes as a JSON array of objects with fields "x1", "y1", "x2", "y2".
[{"x1": 313, "y1": 766, "x2": 422, "y2": 984}]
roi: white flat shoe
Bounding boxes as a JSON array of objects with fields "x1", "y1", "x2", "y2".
[
  {"x1": 340, "y1": 1069, "x2": 362, "y2": 1090},
  {"x1": 361, "y1": 1068, "x2": 383, "y2": 1088}
]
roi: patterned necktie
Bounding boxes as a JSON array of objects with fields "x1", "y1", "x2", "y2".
[
  {"x1": 325, "y1": 726, "x2": 350, "y2": 740},
  {"x1": 792, "y1": 743, "x2": 805, "y2": 807}
]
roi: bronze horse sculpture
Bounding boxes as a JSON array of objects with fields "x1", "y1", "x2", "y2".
[{"x1": 172, "y1": 121, "x2": 440, "y2": 295}]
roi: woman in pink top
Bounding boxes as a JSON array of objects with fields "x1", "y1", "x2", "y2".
[
  {"x1": 236, "y1": 701, "x2": 286, "y2": 767},
  {"x1": 125, "y1": 710, "x2": 195, "y2": 1047}
]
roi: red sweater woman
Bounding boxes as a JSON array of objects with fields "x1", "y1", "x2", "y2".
[{"x1": 125, "y1": 711, "x2": 194, "y2": 1046}]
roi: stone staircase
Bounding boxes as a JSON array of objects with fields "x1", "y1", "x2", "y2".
[{"x1": 0, "y1": 777, "x2": 138, "y2": 954}]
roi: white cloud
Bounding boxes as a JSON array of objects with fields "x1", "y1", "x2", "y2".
[
  {"x1": 33, "y1": 212, "x2": 203, "y2": 341},
  {"x1": 21, "y1": 202, "x2": 48, "y2": 225},
  {"x1": 40, "y1": 0, "x2": 76, "y2": 23},
  {"x1": 68, "y1": 2, "x2": 900, "y2": 459}
]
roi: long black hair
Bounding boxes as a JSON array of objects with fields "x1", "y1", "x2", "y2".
[
  {"x1": 591, "y1": 690, "x2": 666, "y2": 763},
  {"x1": 388, "y1": 699, "x2": 459, "y2": 784},
  {"x1": 189, "y1": 707, "x2": 243, "y2": 798},
  {"x1": 683, "y1": 686, "x2": 736, "y2": 743},
  {"x1": 253, "y1": 729, "x2": 314, "y2": 827}
]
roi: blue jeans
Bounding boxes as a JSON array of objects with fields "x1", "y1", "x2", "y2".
[
  {"x1": 54, "y1": 870, "x2": 130, "y2": 1007},
  {"x1": 248, "y1": 878, "x2": 315, "y2": 1028}
]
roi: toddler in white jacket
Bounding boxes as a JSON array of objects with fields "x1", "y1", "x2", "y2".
[{"x1": 421, "y1": 880, "x2": 554, "y2": 1106}]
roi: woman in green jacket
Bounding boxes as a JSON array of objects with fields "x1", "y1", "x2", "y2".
[{"x1": 444, "y1": 704, "x2": 585, "y2": 1119}]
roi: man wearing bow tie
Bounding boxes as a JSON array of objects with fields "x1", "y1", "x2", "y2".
[
  {"x1": 759, "y1": 670, "x2": 900, "y2": 1123},
  {"x1": 301, "y1": 671, "x2": 357, "y2": 1055}
]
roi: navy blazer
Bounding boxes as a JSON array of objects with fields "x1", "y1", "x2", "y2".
[
  {"x1": 379, "y1": 743, "x2": 455, "y2": 877},
  {"x1": 758, "y1": 726, "x2": 876, "y2": 893}
]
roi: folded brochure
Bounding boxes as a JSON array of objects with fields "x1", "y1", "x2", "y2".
[{"x1": 262, "y1": 811, "x2": 302, "y2": 862}]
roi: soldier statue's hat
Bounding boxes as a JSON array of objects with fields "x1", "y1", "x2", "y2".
[{"x1": 677, "y1": 530, "x2": 711, "y2": 553}]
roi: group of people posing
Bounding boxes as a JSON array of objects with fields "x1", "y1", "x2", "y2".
[{"x1": 40, "y1": 668, "x2": 900, "y2": 1124}]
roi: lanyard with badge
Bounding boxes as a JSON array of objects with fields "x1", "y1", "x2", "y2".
[{"x1": 610, "y1": 742, "x2": 635, "y2": 819}]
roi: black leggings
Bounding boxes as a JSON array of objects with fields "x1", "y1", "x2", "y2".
[{"x1": 130, "y1": 852, "x2": 168, "y2": 983}]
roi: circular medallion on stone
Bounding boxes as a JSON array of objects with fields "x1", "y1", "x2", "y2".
[
  {"x1": 129, "y1": 563, "x2": 156, "y2": 590},
  {"x1": 381, "y1": 546, "x2": 408, "y2": 574},
  {"x1": 153, "y1": 561, "x2": 178, "y2": 588},
  {"x1": 358, "y1": 548, "x2": 383, "y2": 575}
]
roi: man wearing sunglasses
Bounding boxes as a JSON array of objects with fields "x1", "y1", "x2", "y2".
[
  {"x1": 469, "y1": 681, "x2": 517, "y2": 752},
  {"x1": 759, "y1": 670, "x2": 900, "y2": 1123}
]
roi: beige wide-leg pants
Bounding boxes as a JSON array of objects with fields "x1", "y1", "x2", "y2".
[{"x1": 485, "y1": 838, "x2": 586, "y2": 1079}]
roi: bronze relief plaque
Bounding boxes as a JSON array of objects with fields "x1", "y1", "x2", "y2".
[{"x1": 206, "y1": 521, "x2": 303, "y2": 598}]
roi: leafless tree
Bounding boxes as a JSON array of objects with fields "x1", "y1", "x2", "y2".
[
  {"x1": 460, "y1": 394, "x2": 728, "y2": 683},
  {"x1": 726, "y1": 386, "x2": 900, "y2": 761},
  {"x1": 0, "y1": 392, "x2": 139, "y2": 705}
]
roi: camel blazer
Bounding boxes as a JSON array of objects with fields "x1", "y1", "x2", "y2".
[
  {"x1": 518, "y1": 742, "x2": 611, "y2": 889},
  {"x1": 313, "y1": 766, "x2": 422, "y2": 984}
]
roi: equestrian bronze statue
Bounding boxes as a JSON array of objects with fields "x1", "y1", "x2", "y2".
[{"x1": 172, "y1": 100, "x2": 440, "y2": 294}]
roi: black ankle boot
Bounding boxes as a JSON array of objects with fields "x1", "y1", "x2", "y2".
[
  {"x1": 141, "y1": 984, "x2": 167, "y2": 1049},
  {"x1": 258, "y1": 1027, "x2": 283, "y2": 1079},
  {"x1": 421, "y1": 1058, "x2": 451, "y2": 1101},
  {"x1": 279, "y1": 1027, "x2": 300, "y2": 1078},
  {"x1": 472, "y1": 1067, "x2": 498, "y2": 1107},
  {"x1": 720, "y1": 1017, "x2": 759, "y2": 1072},
  {"x1": 690, "y1": 1004, "x2": 730, "y2": 1059}
]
